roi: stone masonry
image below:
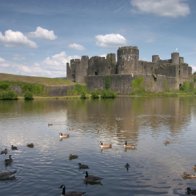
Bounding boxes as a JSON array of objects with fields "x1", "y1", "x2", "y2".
[{"x1": 66, "y1": 46, "x2": 192, "y2": 94}]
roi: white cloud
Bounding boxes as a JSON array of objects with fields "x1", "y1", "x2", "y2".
[
  {"x1": 0, "y1": 30, "x2": 37, "y2": 48},
  {"x1": 29, "y1": 26, "x2": 57, "y2": 40},
  {"x1": 68, "y1": 43, "x2": 85, "y2": 50},
  {"x1": 131, "y1": 0, "x2": 190, "y2": 17},
  {"x1": 95, "y1": 33, "x2": 127, "y2": 47},
  {"x1": 0, "y1": 57, "x2": 10, "y2": 68}
]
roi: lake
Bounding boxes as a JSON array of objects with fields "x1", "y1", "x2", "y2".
[{"x1": 0, "y1": 97, "x2": 196, "y2": 196}]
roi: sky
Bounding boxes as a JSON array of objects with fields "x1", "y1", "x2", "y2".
[{"x1": 0, "y1": 0, "x2": 196, "y2": 78}]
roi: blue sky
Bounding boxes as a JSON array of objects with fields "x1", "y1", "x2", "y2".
[{"x1": 0, "y1": 0, "x2": 196, "y2": 77}]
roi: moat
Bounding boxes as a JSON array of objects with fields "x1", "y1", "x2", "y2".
[{"x1": 0, "y1": 97, "x2": 196, "y2": 195}]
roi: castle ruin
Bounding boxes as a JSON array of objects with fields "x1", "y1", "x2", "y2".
[{"x1": 66, "y1": 46, "x2": 192, "y2": 94}]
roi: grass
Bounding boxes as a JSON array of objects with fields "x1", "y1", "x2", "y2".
[{"x1": 0, "y1": 73, "x2": 74, "y2": 86}]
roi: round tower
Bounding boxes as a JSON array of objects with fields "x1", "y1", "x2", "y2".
[
  {"x1": 152, "y1": 55, "x2": 160, "y2": 63},
  {"x1": 117, "y1": 46, "x2": 139, "y2": 74},
  {"x1": 171, "y1": 52, "x2": 179, "y2": 65},
  {"x1": 179, "y1": 57, "x2": 184, "y2": 64}
]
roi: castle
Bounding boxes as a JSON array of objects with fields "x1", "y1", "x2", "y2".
[{"x1": 66, "y1": 46, "x2": 192, "y2": 94}]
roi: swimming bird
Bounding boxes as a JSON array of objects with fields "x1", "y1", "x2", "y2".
[
  {"x1": 5, "y1": 155, "x2": 13, "y2": 166},
  {"x1": 11, "y1": 145, "x2": 18, "y2": 150},
  {"x1": 0, "y1": 170, "x2": 16, "y2": 180},
  {"x1": 182, "y1": 172, "x2": 196, "y2": 179},
  {"x1": 48, "y1": 123, "x2": 53, "y2": 126},
  {"x1": 100, "y1": 141, "x2": 112, "y2": 149},
  {"x1": 164, "y1": 140, "x2": 171, "y2": 145},
  {"x1": 125, "y1": 163, "x2": 130, "y2": 171},
  {"x1": 186, "y1": 187, "x2": 196, "y2": 195},
  {"x1": 84, "y1": 171, "x2": 103, "y2": 184},
  {"x1": 124, "y1": 141, "x2": 136, "y2": 150},
  {"x1": 27, "y1": 143, "x2": 34, "y2": 148},
  {"x1": 78, "y1": 163, "x2": 89, "y2": 169},
  {"x1": 1, "y1": 148, "x2": 8, "y2": 155},
  {"x1": 69, "y1": 154, "x2": 78, "y2": 160},
  {"x1": 59, "y1": 184, "x2": 85, "y2": 196},
  {"x1": 59, "y1": 132, "x2": 70, "y2": 139}
]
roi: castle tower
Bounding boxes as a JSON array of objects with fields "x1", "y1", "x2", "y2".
[
  {"x1": 152, "y1": 55, "x2": 160, "y2": 63},
  {"x1": 171, "y1": 52, "x2": 179, "y2": 65},
  {"x1": 106, "y1": 53, "x2": 116, "y2": 74},
  {"x1": 75, "y1": 56, "x2": 89, "y2": 83},
  {"x1": 117, "y1": 46, "x2": 139, "y2": 74}
]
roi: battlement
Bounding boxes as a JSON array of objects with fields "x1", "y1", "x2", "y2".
[{"x1": 67, "y1": 45, "x2": 192, "y2": 92}]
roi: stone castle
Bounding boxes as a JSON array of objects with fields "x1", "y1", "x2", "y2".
[{"x1": 66, "y1": 46, "x2": 192, "y2": 94}]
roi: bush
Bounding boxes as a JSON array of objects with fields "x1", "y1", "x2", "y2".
[
  {"x1": 131, "y1": 77, "x2": 145, "y2": 95},
  {"x1": 0, "y1": 90, "x2": 18, "y2": 100},
  {"x1": 180, "y1": 81, "x2": 194, "y2": 92},
  {"x1": 24, "y1": 91, "x2": 34, "y2": 100},
  {"x1": 0, "y1": 82, "x2": 10, "y2": 90},
  {"x1": 80, "y1": 92, "x2": 87, "y2": 99},
  {"x1": 91, "y1": 90, "x2": 100, "y2": 99},
  {"x1": 100, "y1": 89, "x2": 116, "y2": 99}
]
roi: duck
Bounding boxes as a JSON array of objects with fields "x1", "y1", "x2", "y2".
[
  {"x1": 186, "y1": 187, "x2": 196, "y2": 195},
  {"x1": 5, "y1": 155, "x2": 13, "y2": 166},
  {"x1": 78, "y1": 163, "x2": 89, "y2": 169},
  {"x1": 27, "y1": 143, "x2": 34, "y2": 148},
  {"x1": 100, "y1": 141, "x2": 112, "y2": 149},
  {"x1": 1, "y1": 148, "x2": 8, "y2": 155},
  {"x1": 124, "y1": 141, "x2": 136, "y2": 149},
  {"x1": 59, "y1": 132, "x2": 70, "y2": 139},
  {"x1": 182, "y1": 172, "x2": 196, "y2": 179},
  {"x1": 84, "y1": 171, "x2": 103, "y2": 184},
  {"x1": 48, "y1": 123, "x2": 53, "y2": 126},
  {"x1": 193, "y1": 165, "x2": 196, "y2": 171},
  {"x1": 59, "y1": 184, "x2": 85, "y2": 196},
  {"x1": 164, "y1": 140, "x2": 171, "y2": 145},
  {"x1": 69, "y1": 154, "x2": 78, "y2": 160},
  {"x1": 125, "y1": 163, "x2": 130, "y2": 171},
  {"x1": 0, "y1": 170, "x2": 16, "y2": 180},
  {"x1": 11, "y1": 145, "x2": 18, "y2": 150}
]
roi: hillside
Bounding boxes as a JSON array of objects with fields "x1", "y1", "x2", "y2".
[{"x1": 0, "y1": 73, "x2": 74, "y2": 86}]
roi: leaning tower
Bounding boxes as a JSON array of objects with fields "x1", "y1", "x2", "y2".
[{"x1": 116, "y1": 46, "x2": 139, "y2": 75}]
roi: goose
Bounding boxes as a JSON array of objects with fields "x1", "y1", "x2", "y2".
[
  {"x1": 84, "y1": 171, "x2": 103, "y2": 184},
  {"x1": 78, "y1": 163, "x2": 89, "y2": 169},
  {"x1": 11, "y1": 145, "x2": 18, "y2": 150},
  {"x1": 100, "y1": 141, "x2": 112, "y2": 149},
  {"x1": 69, "y1": 154, "x2": 78, "y2": 160},
  {"x1": 1, "y1": 148, "x2": 8, "y2": 155},
  {"x1": 125, "y1": 163, "x2": 130, "y2": 171},
  {"x1": 186, "y1": 187, "x2": 196, "y2": 195},
  {"x1": 124, "y1": 141, "x2": 136, "y2": 150},
  {"x1": 0, "y1": 170, "x2": 16, "y2": 180},
  {"x1": 193, "y1": 165, "x2": 196, "y2": 171},
  {"x1": 59, "y1": 132, "x2": 70, "y2": 139},
  {"x1": 5, "y1": 155, "x2": 13, "y2": 166},
  {"x1": 59, "y1": 184, "x2": 85, "y2": 196},
  {"x1": 182, "y1": 172, "x2": 196, "y2": 179},
  {"x1": 27, "y1": 143, "x2": 34, "y2": 148}
]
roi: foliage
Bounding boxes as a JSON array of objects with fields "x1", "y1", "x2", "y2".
[
  {"x1": 21, "y1": 83, "x2": 44, "y2": 95},
  {"x1": 68, "y1": 84, "x2": 87, "y2": 95},
  {"x1": 104, "y1": 76, "x2": 111, "y2": 90},
  {"x1": 100, "y1": 89, "x2": 116, "y2": 99},
  {"x1": 24, "y1": 91, "x2": 34, "y2": 100},
  {"x1": 80, "y1": 92, "x2": 88, "y2": 99},
  {"x1": 91, "y1": 90, "x2": 100, "y2": 99},
  {"x1": 180, "y1": 81, "x2": 194, "y2": 92},
  {"x1": 131, "y1": 77, "x2": 145, "y2": 95},
  {"x1": 0, "y1": 90, "x2": 18, "y2": 100},
  {"x1": 0, "y1": 82, "x2": 10, "y2": 90}
]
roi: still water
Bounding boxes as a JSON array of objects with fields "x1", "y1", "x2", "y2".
[{"x1": 0, "y1": 97, "x2": 196, "y2": 196}]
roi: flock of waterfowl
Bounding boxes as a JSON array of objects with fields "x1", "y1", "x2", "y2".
[{"x1": 0, "y1": 143, "x2": 34, "y2": 181}]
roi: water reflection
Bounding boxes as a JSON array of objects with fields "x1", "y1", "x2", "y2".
[{"x1": 0, "y1": 97, "x2": 195, "y2": 195}]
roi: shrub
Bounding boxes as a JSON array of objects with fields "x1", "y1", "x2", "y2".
[
  {"x1": 80, "y1": 92, "x2": 87, "y2": 99},
  {"x1": 24, "y1": 91, "x2": 34, "y2": 100},
  {"x1": 0, "y1": 90, "x2": 18, "y2": 100},
  {"x1": 100, "y1": 89, "x2": 116, "y2": 99},
  {"x1": 131, "y1": 77, "x2": 145, "y2": 94},
  {"x1": 0, "y1": 82, "x2": 10, "y2": 90},
  {"x1": 180, "y1": 81, "x2": 194, "y2": 92},
  {"x1": 91, "y1": 90, "x2": 100, "y2": 99}
]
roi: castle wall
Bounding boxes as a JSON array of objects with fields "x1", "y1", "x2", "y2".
[{"x1": 86, "y1": 74, "x2": 178, "y2": 94}]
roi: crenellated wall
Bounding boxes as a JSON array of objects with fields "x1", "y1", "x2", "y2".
[{"x1": 67, "y1": 45, "x2": 192, "y2": 93}]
